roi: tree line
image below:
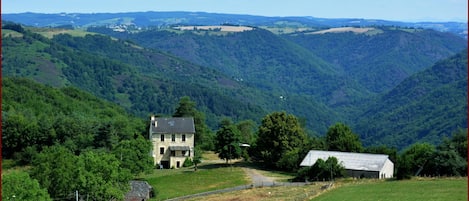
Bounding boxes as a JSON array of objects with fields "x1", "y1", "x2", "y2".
[{"x1": 181, "y1": 95, "x2": 467, "y2": 181}]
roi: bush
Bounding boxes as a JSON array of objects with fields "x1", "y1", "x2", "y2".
[{"x1": 183, "y1": 157, "x2": 194, "y2": 167}]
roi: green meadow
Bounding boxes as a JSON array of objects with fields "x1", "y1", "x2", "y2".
[
  {"x1": 144, "y1": 165, "x2": 249, "y2": 200},
  {"x1": 313, "y1": 178, "x2": 468, "y2": 201}
]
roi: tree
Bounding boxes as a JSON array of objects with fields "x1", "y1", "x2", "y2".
[
  {"x1": 2, "y1": 171, "x2": 52, "y2": 201},
  {"x1": 215, "y1": 119, "x2": 242, "y2": 163},
  {"x1": 76, "y1": 151, "x2": 132, "y2": 201},
  {"x1": 30, "y1": 145, "x2": 79, "y2": 199},
  {"x1": 396, "y1": 143, "x2": 435, "y2": 179},
  {"x1": 173, "y1": 96, "x2": 213, "y2": 150},
  {"x1": 30, "y1": 145, "x2": 133, "y2": 200},
  {"x1": 325, "y1": 123, "x2": 363, "y2": 152},
  {"x1": 112, "y1": 134, "x2": 153, "y2": 175},
  {"x1": 255, "y1": 111, "x2": 308, "y2": 170},
  {"x1": 173, "y1": 96, "x2": 197, "y2": 117},
  {"x1": 193, "y1": 146, "x2": 203, "y2": 171},
  {"x1": 236, "y1": 120, "x2": 257, "y2": 145},
  {"x1": 427, "y1": 129, "x2": 468, "y2": 176},
  {"x1": 296, "y1": 156, "x2": 346, "y2": 181}
]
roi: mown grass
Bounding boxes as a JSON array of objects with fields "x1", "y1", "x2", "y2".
[
  {"x1": 312, "y1": 177, "x2": 468, "y2": 201},
  {"x1": 145, "y1": 164, "x2": 249, "y2": 200}
]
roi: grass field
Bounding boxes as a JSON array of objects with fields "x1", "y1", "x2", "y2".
[
  {"x1": 144, "y1": 164, "x2": 249, "y2": 200},
  {"x1": 185, "y1": 183, "x2": 328, "y2": 201},
  {"x1": 313, "y1": 177, "x2": 468, "y2": 201}
]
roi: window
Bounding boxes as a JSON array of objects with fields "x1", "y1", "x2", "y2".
[
  {"x1": 160, "y1": 147, "x2": 164, "y2": 155},
  {"x1": 171, "y1": 134, "x2": 175, "y2": 142},
  {"x1": 182, "y1": 151, "x2": 186, "y2": 156},
  {"x1": 171, "y1": 151, "x2": 175, "y2": 156},
  {"x1": 182, "y1": 134, "x2": 186, "y2": 142},
  {"x1": 160, "y1": 134, "x2": 164, "y2": 142}
]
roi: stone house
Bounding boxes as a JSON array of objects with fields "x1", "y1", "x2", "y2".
[{"x1": 149, "y1": 116, "x2": 195, "y2": 169}]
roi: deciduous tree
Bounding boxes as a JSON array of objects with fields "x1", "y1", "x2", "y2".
[
  {"x1": 215, "y1": 119, "x2": 242, "y2": 163},
  {"x1": 2, "y1": 171, "x2": 52, "y2": 201},
  {"x1": 325, "y1": 123, "x2": 363, "y2": 152},
  {"x1": 173, "y1": 96, "x2": 213, "y2": 150},
  {"x1": 255, "y1": 111, "x2": 308, "y2": 170}
]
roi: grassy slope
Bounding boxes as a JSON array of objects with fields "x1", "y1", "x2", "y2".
[
  {"x1": 144, "y1": 166, "x2": 248, "y2": 200},
  {"x1": 313, "y1": 178, "x2": 468, "y2": 201}
]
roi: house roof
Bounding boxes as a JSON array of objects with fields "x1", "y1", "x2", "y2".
[
  {"x1": 150, "y1": 117, "x2": 195, "y2": 134},
  {"x1": 300, "y1": 150, "x2": 391, "y2": 172}
]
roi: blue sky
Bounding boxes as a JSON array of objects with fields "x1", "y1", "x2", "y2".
[{"x1": 2, "y1": 0, "x2": 467, "y2": 22}]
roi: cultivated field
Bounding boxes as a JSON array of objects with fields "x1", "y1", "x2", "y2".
[
  {"x1": 173, "y1": 25, "x2": 254, "y2": 32},
  {"x1": 307, "y1": 26, "x2": 385, "y2": 36}
]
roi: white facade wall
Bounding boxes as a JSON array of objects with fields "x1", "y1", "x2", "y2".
[
  {"x1": 151, "y1": 133, "x2": 194, "y2": 168},
  {"x1": 379, "y1": 159, "x2": 394, "y2": 179}
]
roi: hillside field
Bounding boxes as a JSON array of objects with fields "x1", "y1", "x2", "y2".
[
  {"x1": 313, "y1": 177, "x2": 467, "y2": 201},
  {"x1": 182, "y1": 177, "x2": 467, "y2": 201}
]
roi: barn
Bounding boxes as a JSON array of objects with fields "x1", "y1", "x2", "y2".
[{"x1": 300, "y1": 150, "x2": 394, "y2": 179}]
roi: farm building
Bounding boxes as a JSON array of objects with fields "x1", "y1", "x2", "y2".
[
  {"x1": 149, "y1": 116, "x2": 195, "y2": 169},
  {"x1": 300, "y1": 150, "x2": 394, "y2": 179}
]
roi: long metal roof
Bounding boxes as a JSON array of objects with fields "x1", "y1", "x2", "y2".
[{"x1": 300, "y1": 150, "x2": 391, "y2": 172}]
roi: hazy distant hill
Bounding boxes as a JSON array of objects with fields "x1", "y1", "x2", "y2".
[
  {"x1": 2, "y1": 11, "x2": 467, "y2": 38},
  {"x1": 355, "y1": 49, "x2": 468, "y2": 148}
]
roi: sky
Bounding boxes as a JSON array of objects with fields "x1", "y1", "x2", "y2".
[{"x1": 2, "y1": 0, "x2": 467, "y2": 22}]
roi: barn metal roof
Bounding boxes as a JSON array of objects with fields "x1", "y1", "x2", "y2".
[{"x1": 300, "y1": 150, "x2": 390, "y2": 172}]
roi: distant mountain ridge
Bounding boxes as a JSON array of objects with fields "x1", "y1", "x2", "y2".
[{"x1": 2, "y1": 11, "x2": 467, "y2": 38}]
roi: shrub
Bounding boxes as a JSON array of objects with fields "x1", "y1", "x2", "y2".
[{"x1": 183, "y1": 157, "x2": 194, "y2": 167}]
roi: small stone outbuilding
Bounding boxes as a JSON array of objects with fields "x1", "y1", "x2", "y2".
[{"x1": 124, "y1": 180, "x2": 154, "y2": 201}]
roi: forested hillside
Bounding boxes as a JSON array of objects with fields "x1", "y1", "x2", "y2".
[
  {"x1": 284, "y1": 27, "x2": 467, "y2": 95},
  {"x1": 1, "y1": 25, "x2": 339, "y2": 132},
  {"x1": 2, "y1": 77, "x2": 156, "y2": 200},
  {"x1": 95, "y1": 28, "x2": 370, "y2": 107},
  {"x1": 355, "y1": 49, "x2": 468, "y2": 148},
  {"x1": 2, "y1": 77, "x2": 147, "y2": 160},
  {"x1": 94, "y1": 26, "x2": 466, "y2": 110}
]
